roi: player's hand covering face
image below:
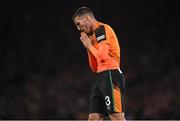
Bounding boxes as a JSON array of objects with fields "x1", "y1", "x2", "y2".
[{"x1": 80, "y1": 32, "x2": 92, "y2": 48}]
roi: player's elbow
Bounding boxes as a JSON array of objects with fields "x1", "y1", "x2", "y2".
[{"x1": 96, "y1": 53, "x2": 108, "y2": 60}]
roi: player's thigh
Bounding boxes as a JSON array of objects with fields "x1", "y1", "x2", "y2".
[
  {"x1": 100, "y1": 70, "x2": 125, "y2": 114},
  {"x1": 109, "y1": 112, "x2": 125, "y2": 120},
  {"x1": 88, "y1": 113, "x2": 103, "y2": 121},
  {"x1": 89, "y1": 80, "x2": 107, "y2": 115}
]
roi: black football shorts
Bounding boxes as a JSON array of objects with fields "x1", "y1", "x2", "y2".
[{"x1": 89, "y1": 69, "x2": 125, "y2": 116}]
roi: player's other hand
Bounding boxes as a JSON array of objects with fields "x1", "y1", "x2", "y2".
[{"x1": 80, "y1": 32, "x2": 92, "y2": 48}]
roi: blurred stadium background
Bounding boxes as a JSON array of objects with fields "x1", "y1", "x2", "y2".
[{"x1": 0, "y1": 0, "x2": 179, "y2": 120}]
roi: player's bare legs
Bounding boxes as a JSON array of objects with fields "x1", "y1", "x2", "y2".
[
  {"x1": 88, "y1": 113, "x2": 103, "y2": 121},
  {"x1": 109, "y1": 112, "x2": 126, "y2": 121}
]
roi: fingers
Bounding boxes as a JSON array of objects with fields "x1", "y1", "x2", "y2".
[
  {"x1": 80, "y1": 36, "x2": 84, "y2": 42},
  {"x1": 80, "y1": 32, "x2": 92, "y2": 48},
  {"x1": 80, "y1": 32, "x2": 85, "y2": 38},
  {"x1": 81, "y1": 32, "x2": 89, "y2": 41},
  {"x1": 80, "y1": 36, "x2": 87, "y2": 48},
  {"x1": 81, "y1": 34, "x2": 86, "y2": 41}
]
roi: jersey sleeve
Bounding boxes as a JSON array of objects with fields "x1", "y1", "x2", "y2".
[
  {"x1": 95, "y1": 25, "x2": 110, "y2": 45},
  {"x1": 87, "y1": 25, "x2": 113, "y2": 60}
]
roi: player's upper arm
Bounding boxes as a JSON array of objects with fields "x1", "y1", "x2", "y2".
[
  {"x1": 88, "y1": 24, "x2": 115, "y2": 60},
  {"x1": 95, "y1": 25, "x2": 111, "y2": 45}
]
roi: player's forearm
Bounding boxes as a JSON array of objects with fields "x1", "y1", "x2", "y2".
[{"x1": 87, "y1": 44, "x2": 109, "y2": 60}]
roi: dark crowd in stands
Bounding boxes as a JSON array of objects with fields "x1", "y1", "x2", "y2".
[{"x1": 0, "y1": 0, "x2": 179, "y2": 120}]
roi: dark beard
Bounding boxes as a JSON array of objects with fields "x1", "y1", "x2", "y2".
[
  {"x1": 88, "y1": 31, "x2": 93, "y2": 36},
  {"x1": 87, "y1": 27, "x2": 94, "y2": 36}
]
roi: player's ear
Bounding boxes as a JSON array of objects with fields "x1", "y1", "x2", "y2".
[{"x1": 85, "y1": 15, "x2": 90, "y2": 21}]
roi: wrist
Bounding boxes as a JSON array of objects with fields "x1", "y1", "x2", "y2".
[{"x1": 86, "y1": 44, "x2": 92, "y2": 49}]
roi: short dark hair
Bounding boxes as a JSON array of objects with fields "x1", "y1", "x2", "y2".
[{"x1": 72, "y1": 7, "x2": 94, "y2": 20}]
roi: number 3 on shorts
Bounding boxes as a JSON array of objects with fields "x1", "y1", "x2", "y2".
[{"x1": 105, "y1": 96, "x2": 111, "y2": 106}]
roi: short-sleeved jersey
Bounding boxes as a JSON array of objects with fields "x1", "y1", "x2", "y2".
[{"x1": 87, "y1": 22, "x2": 120, "y2": 73}]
